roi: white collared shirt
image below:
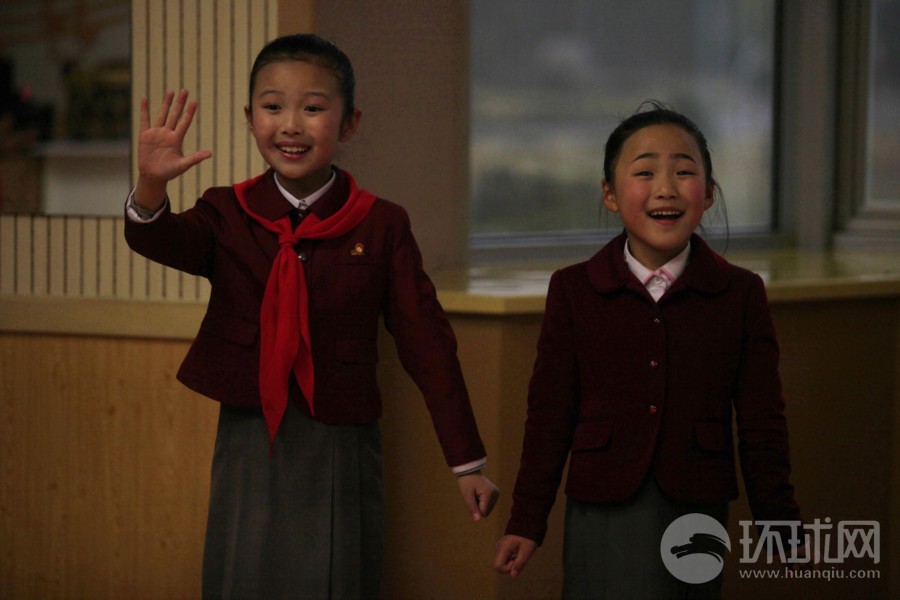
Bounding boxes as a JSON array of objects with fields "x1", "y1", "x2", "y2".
[
  {"x1": 273, "y1": 170, "x2": 336, "y2": 211},
  {"x1": 623, "y1": 240, "x2": 691, "y2": 302}
]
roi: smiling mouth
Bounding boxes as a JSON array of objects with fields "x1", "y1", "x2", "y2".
[
  {"x1": 277, "y1": 145, "x2": 309, "y2": 156},
  {"x1": 649, "y1": 210, "x2": 684, "y2": 221}
]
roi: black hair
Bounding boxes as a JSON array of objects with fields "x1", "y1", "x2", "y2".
[
  {"x1": 248, "y1": 33, "x2": 356, "y2": 122},
  {"x1": 603, "y1": 100, "x2": 714, "y2": 187}
]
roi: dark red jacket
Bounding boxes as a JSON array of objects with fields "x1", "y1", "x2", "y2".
[
  {"x1": 505, "y1": 233, "x2": 799, "y2": 544},
  {"x1": 124, "y1": 168, "x2": 485, "y2": 468}
]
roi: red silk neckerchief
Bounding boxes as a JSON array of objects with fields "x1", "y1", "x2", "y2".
[{"x1": 234, "y1": 172, "x2": 376, "y2": 447}]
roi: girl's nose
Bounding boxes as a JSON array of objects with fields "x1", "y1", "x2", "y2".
[
  {"x1": 282, "y1": 110, "x2": 303, "y2": 135},
  {"x1": 654, "y1": 175, "x2": 677, "y2": 198}
]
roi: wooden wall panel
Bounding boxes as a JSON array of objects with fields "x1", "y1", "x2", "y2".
[
  {"x1": 3, "y1": 300, "x2": 897, "y2": 599},
  {"x1": 0, "y1": 333, "x2": 218, "y2": 600}
]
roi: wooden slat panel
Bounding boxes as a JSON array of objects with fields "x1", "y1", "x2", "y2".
[
  {"x1": 114, "y1": 219, "x2": 131, "y2": 299},
  {"x1": 180, "y1": 0, "x2": 201, "y2": 300},
  {"x1": 48, "y1": 217, "x2": 66, "y2": 295},
  {"x1": 65, "y1": 219, "x2": 82, "y2": 295},
  {"x1": 0, "y1": 216, "x2": 14, "y2": 295},
  {"x1": 32, "y1": 216, "x2": 49, "y2": 295},
  {"x1": 215, "y1": 3, "x2": 234, "y2": 189},
  {"x1": 82, "y1": 218, "x2": 99, "y2": 297},
  {"x1": 98, "y1": 218, "x2": 116, "y2": 297},
  {"x1": 14, "y1": 216, "x2": 32, "y2": 294},
  {"x1": 233, "y1": 0, "x2": 251, "y2": 192},
  {"x1": 163, "y1": 0, "x2": 184, "y2": 300}
]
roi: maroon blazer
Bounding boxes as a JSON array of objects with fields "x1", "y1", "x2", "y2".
[
  {"x1": 125, "y1": 168, "x2": 485, "y2": 468},
  {"x1": 505, "y1": 233, "x2": 799, "y2": 544}
]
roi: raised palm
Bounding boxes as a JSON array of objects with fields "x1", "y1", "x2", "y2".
[{"x1": 138, "y1": 89, "x2": 212, "y2": 183}]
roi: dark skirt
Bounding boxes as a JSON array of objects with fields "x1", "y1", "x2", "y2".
[
  {"x1": 563, "y1": 477, "x2": 728, "y2": 600},
  {"x1": 201, "y1": 401, "x2": 384, "y2": 600}
]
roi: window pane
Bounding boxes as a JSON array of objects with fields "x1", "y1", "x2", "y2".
[
  {"x1": 471, "y1": 0, "x2": 775, "y2": 238},
  {"x1": 866, "y1": 0, "x2": 900, "y2": 206}
]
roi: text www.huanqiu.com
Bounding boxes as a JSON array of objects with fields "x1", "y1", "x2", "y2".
[{"x1": 738, "y1": 566, "x2": 881, "y2": 581}]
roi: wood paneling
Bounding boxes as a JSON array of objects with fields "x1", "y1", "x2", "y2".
[
  {"x1": 3, "y1": 300, "x2": 897, "y2": 599},
  {"x1": 0, "y1": 333, "x2": 218, "y2": 600}
]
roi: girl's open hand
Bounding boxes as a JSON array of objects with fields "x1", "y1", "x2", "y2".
[{"x1": 138, "y1": 90, "x2": 212, "y2": 185}]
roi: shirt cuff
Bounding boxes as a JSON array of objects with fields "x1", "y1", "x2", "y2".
[
  {"x1": 125, "y1": 188, "x2": 167, "y2": 223},
  {"x1": 452, "y1": 457, "x2": 487, "y2": 476}
]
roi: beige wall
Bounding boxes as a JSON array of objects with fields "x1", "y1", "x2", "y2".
[{"x1": 313, "y1": 1, "x2": 471, "y2": 270}]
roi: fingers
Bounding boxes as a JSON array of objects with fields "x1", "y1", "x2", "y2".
[
  {"x1": 140, "y1": 97, "x2": 151, "y2": 131},
  {"x1": 153, "y1": 90, "x2": 176, "y2": 128},
  {"x1": 150, "y1": 89, "x2": 196, "y2": 133},
  {"x1": 457, "y1": 474, "x2": 500, "y2": 521},
  {"x1": 463, "y1": 485, "x2": 482, "y2": 521},
  {"x1": 183, "y1": 149, "x2": 214, "y2": 170},
  {"x1": 478, "y1": 480, "x2": 500, "y2": 518},
  {"x1": 493, "y1": 536, "x2": 536, "y2": 577},
  {"x1": 174, "y1": 97, "x2": 200, "y2": 138},
  {"x1": 164, "y1": 89, "x2": 187, "y2": 129}
]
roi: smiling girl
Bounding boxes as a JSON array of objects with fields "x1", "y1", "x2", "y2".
[
  {"x1": 493, "y1": 103, "x2": 802, "y2": 599},
  {"x1": 124, "y1": 33, "x2": 498, "y2": 599}
]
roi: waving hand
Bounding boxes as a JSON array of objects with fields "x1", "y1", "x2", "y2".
[{"x1": 134, "y1": 90, "x2": 212, "y2": 210}]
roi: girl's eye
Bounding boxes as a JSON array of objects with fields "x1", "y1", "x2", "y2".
[
  {"x1": 305, "y1": 105, "x2": 324, "y2": 113},
  {"x1": 262, "y1": 103, "x2": 280, "y2": 111},
  {"x1": 677, "y1": 170, "x2": 697, "y2": 176},
  {"x1": 634, "y1": 170, "x2": 653, "y2": 177}
]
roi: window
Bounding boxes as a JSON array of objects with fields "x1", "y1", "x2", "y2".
[
  {"x1": 834, "y1": 0, "x2": 900, "y2": 249},
  {"x1": 865, "y1": 0, "x2": 900, "y2": 209},
  {"x1": 0, "y1": 1, "x2": 130, "y2": 216},
  {"x1": 470, "y1": 1, "x2": 777, "y2": 261}
]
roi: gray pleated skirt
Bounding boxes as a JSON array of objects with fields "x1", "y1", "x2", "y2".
[
  {"x1": 563, "y1": 476, "x2": 728, "y2": 600},
  {"x1": 201, "y1": 401, "x2": 384, "y2": 600}
]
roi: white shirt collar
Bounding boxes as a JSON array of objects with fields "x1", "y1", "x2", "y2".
[
  {"x1": 624, "y1": 239, "x2": 691, "y2": 301},
  {"x1": 274, "y1": 170, "x2": 336, "y2": 210}
]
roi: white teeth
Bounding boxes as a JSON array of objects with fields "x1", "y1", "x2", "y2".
[{"x1": 279, "y1": 146, "x2": 308, "y2": 154}]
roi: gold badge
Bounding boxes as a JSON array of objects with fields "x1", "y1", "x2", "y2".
[{"x1": 351, "y1": 242, "x2": 366, "y2": 256}]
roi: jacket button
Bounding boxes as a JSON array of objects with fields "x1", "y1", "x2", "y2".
[
  {"x1": 649, "y1": 360, "x2": 659, "y2": 369},
  {"x1": 653, "y1": 317, "x2": 662, "y2": 325},
  {"x1": 648, "y1": 405, "x2": 658, "y2": 415},
  {"x1": 298, "y1": 252, "x2": 308, "y2": 261}
]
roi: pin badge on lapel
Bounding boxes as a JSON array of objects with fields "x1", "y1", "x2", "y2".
[{"x1": 351, "y1": 242, "x2": 366, "y2": 256}]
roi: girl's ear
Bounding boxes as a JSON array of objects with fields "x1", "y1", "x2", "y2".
[
  {"x1": 339, "y1": 108, "x2": 362, "y2": 142},
  {"x1": 601, "y1": 179, "x2": 619, "y2": 213},
  {"x1": 704, "y1": 180, "x2": 715, "y2": 210},
  {"x1": 244, "y1": 105, "x2": 253, "y2": 129}
]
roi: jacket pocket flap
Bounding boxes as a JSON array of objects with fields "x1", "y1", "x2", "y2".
[
  {"x1": 571, "y1": 421, "x2": 612, "y2": 452},
  {"x1": 694, "y1": 421, "x2": 730, "y2": 452},
  {"x1": 199, "y1": 314, "x2": 259, "y2": 347},
  {"x1": 335, "y1": 339, "x2": 379, "y2": 364}
]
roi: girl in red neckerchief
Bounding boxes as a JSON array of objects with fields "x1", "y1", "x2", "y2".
[{"x1": 125, "y1": 33, "x2": 498, "y2": 599}]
